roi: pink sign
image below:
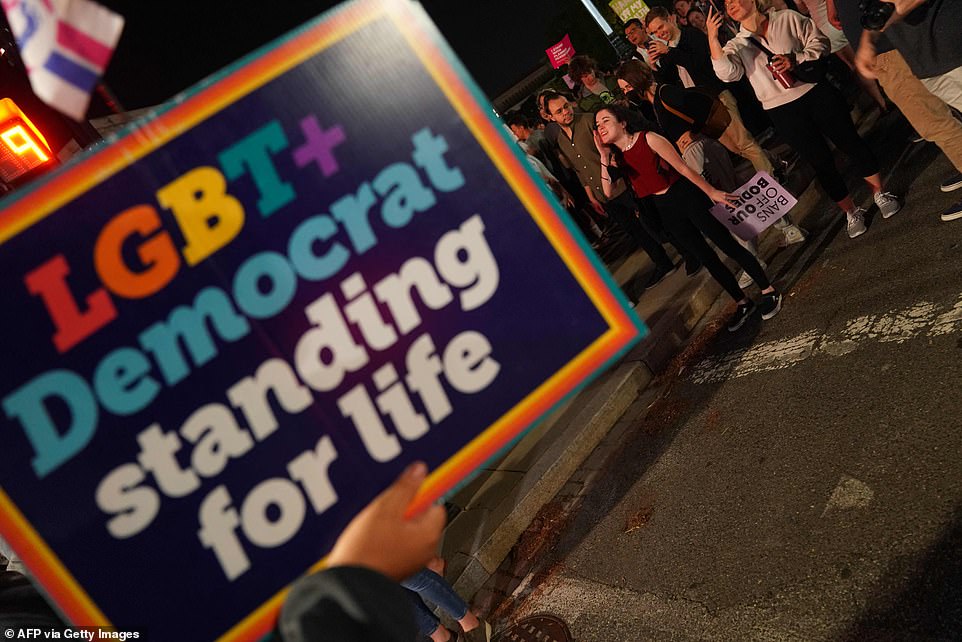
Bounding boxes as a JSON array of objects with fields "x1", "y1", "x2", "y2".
[
  {"x1": 710, "y1": 172, "x2": 797, "y2": 240},
  {"x1": 546, "y1": 34, "x2": 576, "y2": 69}
]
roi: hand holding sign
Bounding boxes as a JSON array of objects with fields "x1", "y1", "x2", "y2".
[
  {"x1": 708, "y1": 187, "x2": 740, "y2": 208},
  {"x1": 710, "y1": 172, "x2": 798, "y2": 240},
  {"x1": 327, "y1": 461, "x2": 445, "y2": 581}
]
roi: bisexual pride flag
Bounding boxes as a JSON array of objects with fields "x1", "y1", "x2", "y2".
[{"x1": 2, "y1": 0, "x2": 124, "y2": 120}]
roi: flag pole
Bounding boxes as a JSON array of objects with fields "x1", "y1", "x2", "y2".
[{"x1": 95, "y1": 81, "x2": 125, "y2": 115}]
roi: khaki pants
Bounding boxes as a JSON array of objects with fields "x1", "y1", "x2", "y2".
[
  {"x1": 717, "y1": 89, "x2": 773, "y2": 174},
  {"x1": 877, "y1": 50, "x2": 962, "y2": 173}
]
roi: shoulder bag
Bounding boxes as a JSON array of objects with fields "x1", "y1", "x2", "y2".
[
  {"x1": 657, "y1": 85, "x2": 732, "y2": 139},
  {"x1": 746, "y1": 35, "x2": 827, "y2": 84}
]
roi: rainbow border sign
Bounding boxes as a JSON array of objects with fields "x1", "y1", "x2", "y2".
[{"x1": 0, "y1": 0, "x2": 646, "y2": 639}]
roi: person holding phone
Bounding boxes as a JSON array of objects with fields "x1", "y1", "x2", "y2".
[{"x1": 706, "y1": 0, "x2": 901, "y2": 239}]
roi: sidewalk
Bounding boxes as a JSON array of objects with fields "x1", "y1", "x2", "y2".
[{"x1": 441, "y1": 101, "x2": 883, "y2": 605}]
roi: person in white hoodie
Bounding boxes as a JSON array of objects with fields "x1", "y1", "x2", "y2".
[{"x1": 706, "y1": 0, "x2": 901, "y2": 239}]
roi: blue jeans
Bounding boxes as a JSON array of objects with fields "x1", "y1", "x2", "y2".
[{"x1": 402, "y1": 569, "x2": 469, "y2": 635}]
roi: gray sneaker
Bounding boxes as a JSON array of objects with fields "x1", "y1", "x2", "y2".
[
  {"x1": 780, "y1": 224, "x2": 807, "y2": 246},
  {"x1": 847, "y1": 208, "x2": 867, "y2": 238},
  {"x1": 874, "y1": 191, "x2": 902, "y2": 219},
  {"x1": 737, "y1": 258, "x2": 766, "y2": 288}
]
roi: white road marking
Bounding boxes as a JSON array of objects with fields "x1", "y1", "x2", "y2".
[
  {"x1": 822, "y1": 476, "x2": 874, "y2": 516},
  {"x1": 690, "y1": 294, "x2": 962, "y2": 384}
]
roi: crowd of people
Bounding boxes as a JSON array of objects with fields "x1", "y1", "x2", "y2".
[{"x1": 507, "y1": 0, "x2": 961, "y2": 331}]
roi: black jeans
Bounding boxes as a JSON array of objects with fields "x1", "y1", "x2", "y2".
[
  {"x1": 767, "y1": 82, "x2": 880, "y2": 203},
  {"x1": 603, "y1": 190, "x2": 675, "y2": 271},
  {"x1": 653, "y1": 178, "x2": 771, "y2": 302}
]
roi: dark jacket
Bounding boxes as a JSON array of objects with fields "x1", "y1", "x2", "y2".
[
  {"x1": 278, "y1": 566, "x2": 417, "y2": 642},
  {"x1": 655, "y1": 27, "x2": 726, "y2": 95}
]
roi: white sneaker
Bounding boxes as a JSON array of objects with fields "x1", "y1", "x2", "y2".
[
  {"x1": 874, "y1": 191, "x2": 902, "y2": 219},
  {"x1": 780, "y1": 224, "x2": 806, "y2": 246},
  {"x1": 737, "y1": 258, "x2": 766, "y2": 288},
  {"x1": 847, "y1": 208, "x2": 867, "y2": 238}
]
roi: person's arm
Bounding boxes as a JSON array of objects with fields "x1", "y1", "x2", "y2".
[
  {"x1": 556, "y1": 184, "x2": 576, "y2": 208},
  {"x1": 707, "y1": 6, "x2": 745, "y2": 82},
  {"x1": 278, "y1": 463, "x2": 446, "y2": 642},
  {"x1": 651, "y1": 45, "x2": 682, "y2": 85},
  {"x1": 585, "y1": 184, "x2": 608, "y2": 213},
  {"x1": 648, "y1": 38, "x2": 670, "y2": 64},
  {"x1": 824, "y1": 0, "x2": 844, "y2": 30},
  {"x1": 854, "y1": 29, "x2": 880, "y2": 79},
  {"x1": 595, "y1": 166, "x2": 614, "y2": 201},
  {"x1": 593, "y1": 129, "x2": 617, "y2": 200},
  {"x1": 768, "y1": 8, "x2": 829, "y2": 73},
  {"x1": 790, "y1": 10, "x2": 831, "y2": 64},
  {"x1": 880, "y1": 0, "x2": 928, "y2": 25},
  {"x1": 646, "y1": 131, "x2": 737, "y2": 206}
]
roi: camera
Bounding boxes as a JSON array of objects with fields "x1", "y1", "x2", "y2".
[{"x1": 859, "y1": 0, "x2": 895, "y2": 31}]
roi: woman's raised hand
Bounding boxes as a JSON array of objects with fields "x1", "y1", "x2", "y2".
[
  {"x1": 706, "y1": 5, "x2": 724, "y2": 40},
  {"x1": 592, "y1": 128, "x2": 609, "y2": 159}
]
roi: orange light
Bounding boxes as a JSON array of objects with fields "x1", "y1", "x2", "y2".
[
  {"x1": 0, "y1": 98, "x2": 53, "y2": 183},
  {"x1": 2, "y1": 124, "x2": 49, "y2": 162},
  {"x1": 0, "y1": 98, "x2": 51, "y2": 150}
]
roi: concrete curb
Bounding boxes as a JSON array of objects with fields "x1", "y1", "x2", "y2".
[{"x1": 448, "y1": 360, "x2": 651, "y2": 598}]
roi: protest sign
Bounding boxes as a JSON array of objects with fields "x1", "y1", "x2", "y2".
[
  {"x1": 609, "y1": 0, "x2": 651, "y2": 22},
  {"x1": 710, "y1": 172, "x2": 798, "y2": 241},
  {"x1": 545, "y1": 34, "x2": 576, "y2": 69},
  {"x1": 0, "y1": 0, "x2": 645, "y2": 639}
]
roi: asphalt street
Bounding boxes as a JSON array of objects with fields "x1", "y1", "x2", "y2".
[{"x1": 497, "y1": 111, "x2": 962, "y2": 641}]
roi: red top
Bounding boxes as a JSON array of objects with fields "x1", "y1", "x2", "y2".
[{"x1": 621, "y1": 132, "x2": 679, "y2": 198}]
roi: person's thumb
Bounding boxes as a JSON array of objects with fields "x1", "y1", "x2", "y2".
[{"x1": 379, "y1": 461, "x2": 429, "y2": 514}]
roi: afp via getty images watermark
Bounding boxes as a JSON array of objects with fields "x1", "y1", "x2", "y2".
[{"x1": 2, "y1": 628, "x2": 143, "y2": 640}]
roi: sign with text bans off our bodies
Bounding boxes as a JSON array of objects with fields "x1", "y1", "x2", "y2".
[
  {"x1": 0, "y1": 0, "x2": 645, "y2": 640},
  {"x1": 710, "y1": 172, "x2": 798, "y2": 241}
]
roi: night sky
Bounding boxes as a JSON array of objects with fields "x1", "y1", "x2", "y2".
[{"x1": 95, "y1": 0, "x2": 598, "y2": 111}]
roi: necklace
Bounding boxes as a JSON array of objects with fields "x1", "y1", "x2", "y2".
[{"x1": 623, "y1": 132, "x2": 639, "y2": 151}]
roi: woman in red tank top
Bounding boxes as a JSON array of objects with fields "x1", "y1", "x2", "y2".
[{"x1": 594, "y1": 104, "x2": 783, "y2": 330}]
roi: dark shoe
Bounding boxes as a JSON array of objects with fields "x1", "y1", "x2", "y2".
[
  {"x1": 759, "y1": 290, "x2": 783, "y2": 320},
  {"x1": 685, "y1": 260, "x2": 703, "y2": 276},
  {"x1": 756, "y1": 127, "x2": 776, "y2": 146},
  {"x1": 941, "y1": 172, "x2": 962, "y2": 193},
  {"x1": 771, "y1": 156, "x2": 793, "y2": 184},
  {"x1": 728, "y1": 301, "x2": 756, "y2": 332},
  {"x1": 941, "y1": 199, "x2": 962, "y2": 222},
  {"x1": 645, "y1": 264, "x2": 676, "y2": 288}
]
